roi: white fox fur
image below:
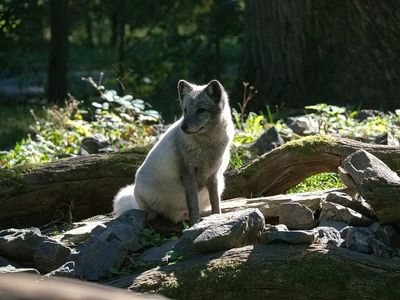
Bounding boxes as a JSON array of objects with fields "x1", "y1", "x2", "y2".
[{"x1": 113, "y1": 79, "x2": 234, "y2": 224}]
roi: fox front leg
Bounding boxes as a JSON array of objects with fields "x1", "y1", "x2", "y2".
[
  {"x1": 207, "y1": 175, "x2": 221, "y2": 214},
  {"x1": 180, "y1": 166, "x2": 200, "y2": 225}
]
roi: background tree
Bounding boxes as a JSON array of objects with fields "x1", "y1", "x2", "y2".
[
  {"x1": 241, "y1": 0, "x2": 400, "y2": 111},
  {"x1": 48, "y1": 0, "x2": 69, "y2": 103}
]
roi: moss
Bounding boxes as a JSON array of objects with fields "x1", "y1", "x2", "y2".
[
  {"x1": 134, "y1": 247, "x2": 400, "y2": 299},
  {"x1": 281, "y1": 134, "x2": 337, "y2": 156}
]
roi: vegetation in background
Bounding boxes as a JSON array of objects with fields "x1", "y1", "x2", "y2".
[{"x1": 0, "y1": 78, "x2": 160, "y2": 168}]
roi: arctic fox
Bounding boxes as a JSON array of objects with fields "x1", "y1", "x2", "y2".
[{"x1": 113, "y1": 79, "x2": 234, "y2": 224}]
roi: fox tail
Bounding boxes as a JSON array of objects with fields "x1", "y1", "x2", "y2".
[{"x1": 113, "y1": 184, "x2": 141, "y2": 217}]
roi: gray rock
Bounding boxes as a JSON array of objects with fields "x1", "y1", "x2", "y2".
[
  {"x1": 80, "y1": 135, "x2": 111, "y2": 155},
  {"x1": 33, "y1": 240, "x2": 71, "y2": 273},
  {"x1": 278, "y1": 203, "x2": 315, "y2": 230},
  {"x1": 354, "y1": 109, "x2": 384, "y2": 121},
  {"x1": 367, "y1": 237, "x2": 395, "y2": 258},
  {"x1": 192, "y1": 209, "x2": 265, "y2": 253},
  {"x1": 342, "y1": 150, "x2": 400, "y2": 224},
  {"x1": 319, "y1": 201, "x2": 372, "y2": 226},
  {"x1": 260, "y1": 230, "x2": 315, "y2": 244},
  {"x1": 0, "y1": 265, "x2": 40, "y2": 274},
  {"x1": 68, "y1": 209, "x2": 147, "y2": 281},
  {"x1": 340, "y1": 226, "x2": 353, "y2": 240},
  {"x1": 286, "y1": 115, "x2": 319, "y2": 135},
  {"x1": 313, "y1": 226, "x2": 344, "y2": 247},
  {"x1": 346, "y1": 227, "x2": 373, "y2": 254},
  {"x1": 325, "y1": 191, "x2": 374, "y2": 219},
  {"x1": 0, "y1": 256, "x2": 19, "y2": 268},
  {"x1": 60, "y1": 221, "x2": 107, "y2": 246},
  {"x1": 374, "y1": 132, "x2": 399, "y2": 146},
  {"x1": 0, "y1": 228, "x2": 52, "y2": 261},
  {"x1": 318, "y1": 219, "x2": 348, "y2": 232},
  {"x1": 265, "y1": 224, "x2": 289, "y2": 232},
  {"x1": 249, "y1": 126, "x2": 284, "y2": 155},
  {"x1": 342, "y1": 149, "x2": 400, "y2": 187},
  {"x1": 369, "y1": 222, "x2": 400, "y2": 248}
]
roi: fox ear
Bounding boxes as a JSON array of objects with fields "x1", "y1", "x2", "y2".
[
  {"x1": 205, "y1": 80, "x2": 222, "y2": 103},
  {"x1": 177, "y1": 80, "x2": 192, "y2": 101}
]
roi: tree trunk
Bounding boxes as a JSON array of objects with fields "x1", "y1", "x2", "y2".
[
  {"x1": 241, "y1": 0, "x2": 310, "y2": 110},
  {"x1": 107, "y1": 244, "x2": 400, "y2": 299},
  {"x1": 240, "y1": 0, "x2": 400, "y2": 110},
  {"x1": 1, "y1": 136, "x2": 399, "y2": 228},
  {"x1": 48, "y1": 0, "x2": 69, "y2": 103}
]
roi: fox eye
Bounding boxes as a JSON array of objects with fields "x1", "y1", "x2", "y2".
[
  {"x1": 183, "y1": 108, "x2": 187, "y2": 114},
  {"x1": 197, "y1": 108, "x2": 206, "y2": 113}
]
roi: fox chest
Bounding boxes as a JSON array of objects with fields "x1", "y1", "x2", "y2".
[{"x1": 185, "y1": 143, "x2": 227, "y2": 184}]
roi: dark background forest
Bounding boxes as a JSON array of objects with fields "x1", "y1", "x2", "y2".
[{"x1": 1, "y1": 0, "x2": 400, "y2": 148}]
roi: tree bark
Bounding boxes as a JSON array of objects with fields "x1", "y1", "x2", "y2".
[
  {"x1": 241, "y1": 0, "x2": 400, "y2": 110},
  {"x1": 107, "y1": 244, "x2": 400, "y2": 299},
  {"x1": 48, "y1": 0, "x2": 69, "y2": 103},
  {"x1": 1, "y1": 136, "x2": 399, "y2": 228}
]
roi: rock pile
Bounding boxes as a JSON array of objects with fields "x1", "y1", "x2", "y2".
[{"x1": 0, "y1": 149, "x2": 399, "y2": 283}]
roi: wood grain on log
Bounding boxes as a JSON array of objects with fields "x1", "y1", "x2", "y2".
[
  {"x1": 107, "y1": 244, "x2": 400, "y2": 299},
  {"x1": 1, "y1": 136, "x2": 399, "y2": 228}
]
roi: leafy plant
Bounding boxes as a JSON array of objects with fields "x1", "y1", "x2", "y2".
[
  {"x1": 165, "y1": 250, "x2": 184, "y2": 265},
  {"x1": 139, "y1": 228, "x2": 169, "y2": 248},
  {"x1": 0, "y1": 77, "x2": 161, "y2": 169}
]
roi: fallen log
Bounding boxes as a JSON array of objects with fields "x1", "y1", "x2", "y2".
[
  {"x1": 223, "y1": 135, "x2": 400, "y2": 198},
  {"x1": 1, "y1": 135, "x2": 399, "y2": 228},
  {"x1": 107, "y1": 243, "x2": 400, "y2": 299}
]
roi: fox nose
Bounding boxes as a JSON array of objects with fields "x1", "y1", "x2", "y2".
[{"x1": 181, "y1": 124, "x2": 188, "y2": 132}]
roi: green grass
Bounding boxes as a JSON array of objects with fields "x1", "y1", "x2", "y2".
[{"x1": 287, "y1": 172, "x2": 344, "y2": 194}]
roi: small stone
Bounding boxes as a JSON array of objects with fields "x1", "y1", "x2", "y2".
[
  {"x1": 319, "y1": 202, "x2": 372, "y2": 226},
  {"x1": 368, "y1": 237, "x2": 395, "y2": 258},
  {"x1": 278, "y1": 203, "x2": 315, "y2": 230},
  {"x1": 346, "y1": 227, "x2": 373, "y2": 254},
  {"x1": 265, "y1": 224, "x2": 288, "y2": 232},
  {"x1": 354, "y1": 109, "x2": 384, "y2": 121},
  {"x1": 374, "y1": 132, "x2": 399, "y2": 146},
  {"x1": 61, "y1": 222, "x2": 107, "y2": 246},
  {"x1": 249, "y1": 126, "x2": 284, "y2": 155},
  {"x1": 313, "y1": 226, "x2": 344, "y2": 247},
  {"x1": 369, "y1": 222, "x2": 400, "y2": 248},
  {"x1": 33, "y1": 240, "x2": 71, "y2": 273},
  {"x1": 286, "y1": 115, "x2": 319, "y2": 135},
  {"x1": 325, "y1": 192, "x2": 374, "y2": 219},
  {"x1": 340, "y1": 226, "x2": 353, "y2": 240},
  {"x1": 318, "y1": 219, "x2": 348, "y2": 232},
  {"x1": 193, "y1": 209, "x2": 265, "y2": 253},
  {"x1": 0, "y1": 228, "x2": 53, "y2": 261},
  {"x1": 260, "y1": 230, "x2": 315, "y2": 244}
]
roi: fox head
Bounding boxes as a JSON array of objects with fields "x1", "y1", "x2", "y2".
[{"x1": 177, "y1": 79, "x2": 228, "y2": 134}]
